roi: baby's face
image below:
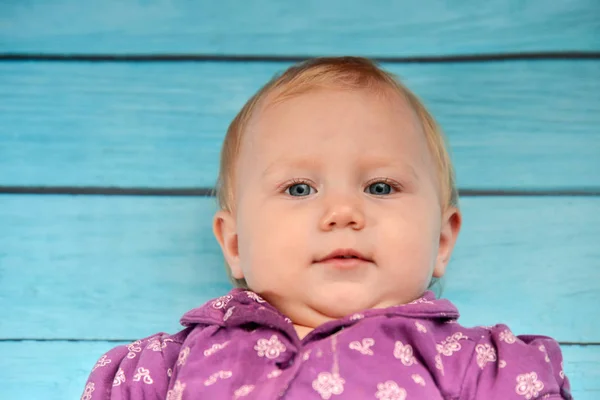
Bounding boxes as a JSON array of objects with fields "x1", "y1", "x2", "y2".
[{"x1": 216, "y1": 88, "x2": 460, "y2": 329}]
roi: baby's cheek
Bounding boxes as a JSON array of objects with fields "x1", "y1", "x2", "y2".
[
  {"x1": 384, "y1": 240, "x2": 436, "y2": 281},
  {"x1": 240, "y1": 238, "x2": 287, "y2": 286}
]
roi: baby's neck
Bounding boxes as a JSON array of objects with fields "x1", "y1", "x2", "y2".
[{"x1": 293, "y1": 324, "x2": 314, "y2": 340}]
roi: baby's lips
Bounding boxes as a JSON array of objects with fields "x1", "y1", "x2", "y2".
[{"x1": 316, "y1": 248, "x2": 371, "y2": 262}]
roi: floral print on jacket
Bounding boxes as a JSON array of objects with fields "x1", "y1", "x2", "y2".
[{"x1": 82, "y1": 289, "x2": 572, "y2": 399}]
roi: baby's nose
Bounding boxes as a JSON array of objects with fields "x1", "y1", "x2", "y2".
[{"x1": 319, "y1": 201, "x2": 365, "y2": 231}]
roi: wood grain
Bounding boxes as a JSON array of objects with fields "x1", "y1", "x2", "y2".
[
  {"x1": 1, "y1": 60, "x2": 599, "y2": 189},
  {"x1": 2, "y1": 0, "x2": 598, "y2": 397},
  {"x1": 0, "y1": 341, "x2": 128, "y2": 400},
  {"x1": 1, "y1": 195, "x2": 598, "y2": 342},
  {"x1": 1, "y1": 0, "x2": 598, "y2": 55}
]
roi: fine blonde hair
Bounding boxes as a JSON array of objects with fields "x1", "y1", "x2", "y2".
[{"x1": 214, "y1": 56, "x2": 459, "y2": 290}]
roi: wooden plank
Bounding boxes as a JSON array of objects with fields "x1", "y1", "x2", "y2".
[
  {"x1": 444, "y1": 196, "x2": 600, "y2": 339},
  {"x1": 0, "y1": 195, "x2": 598, "y2": 342},
  {"x1": 0, "y1": 0, "x2": 598, "y2": 55},
  {"x1": 0, "y1": 341, "x2": 127, "y2": 400},
  {"x1": 0, "y1": 341, "x2": 597, "y2": 399},
  {"x1": 1, "y1": 60, "x2": 599, "y2": 190},
  {"x1": 0, "y1": 195, "x2": 229, "y2": 340}
]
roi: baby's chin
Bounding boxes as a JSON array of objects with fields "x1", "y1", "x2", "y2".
[{"x1": 306, "y1": 286, "x2": 386, "y2": 319}]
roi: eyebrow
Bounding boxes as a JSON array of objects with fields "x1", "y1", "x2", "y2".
[
  {"x1": 261, "y1": 157, "x2": 323, "y2": 178},
  {"x1": 261, "y1": 156, "x2": 419, "y2": 180}
]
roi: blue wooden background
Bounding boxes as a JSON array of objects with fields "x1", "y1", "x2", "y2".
[{"x1": 0, "y1": 1, "x2": 599, "y2": 399}]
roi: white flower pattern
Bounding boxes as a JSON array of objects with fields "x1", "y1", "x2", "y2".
[
  {"x1": 349, "y1": 338, "x2": 375, "y2": 355},
  {"x1": 133, "y1": 367, "x2": 153, "y2": 384},
  {"x1": 80, "y1": 382, "x2": 95, "y2": 400},
  {"x1": 147, "y1": 339, "x2": 163, "y2": 352},
  {"x1": 204, "y1": 341, "x2": 229, "y2": 357},
  {"x1": 434, "y1": 332, "x2": 468, "y2": 375},
  {"x1": 411, "y1": 374, "x2": 426, "y2": 386},
  {"x1": 436, "y1": 332, "x2": 468, "y2": 356},
  {"x1": 204, "y1": 370, "x2": 233, "y2": 386},
  {"x1": 91, "y1": 355, "x2": 111, "y2": 371},
  {"x1": 475, "y1": 343, "x2": 497, "y2": 369},
  {"x1": 254, "y1": 335, "x2": 286, "y2": 359},
  {"x1": 212, "y1": 295, "x2": 233, "y2": 309},
  {"x1": 434, "y1": 354, "x2": 444, "y2": 375},
  {"x1": 560, "y1": 361, "x2": 565, "y2": 379},
  {"x1": 234, "y1": 385, "x2": 255, "y2": 398},
  {"x1": 538, "y1": 345, "x2": 550, "y2": 362},
  {"x1": 375, "y1": 380, "x2": 407, "y2": 400},
  {"x1": 146, "y1": 337, "x2": 172, "y2": 352},
  {"x1": 303, "y1": 350, "x2": 312, "y2": 361},
  {"x1": 246, "y1": 291, "x2": 266, "y2": 303},
  {"x1": 350, "y1": 313, "x2": 364, "y2": 321},
  {"x1": 515, "y1": 372, "x2": 544, "y2": 399},
  {"x1": 177, "y1": 346, "x2": 190, "y2": 366},
  {"x1": 499, "y1": 329, "x2": 517, "y2": 344},
  {"x1": 268, "y1": 369, "x2": 282, "y2": 379},
  {"x1": 408, "y1": 297, "x2": 434, "y2": 305},
  {"x1": 415, "y1": 321, "x2": 428, "y2": 333},
  {"x1": 223, "y1": 306, "x2": 235, "y2": 321},
  {"x1": 127, "y1": 340, "x2": 143, "y2": 359},
  {"x1": 393, "y1": 341, "x2": 417, "y2": 366},
  {"x1": 112, "y1": 368, "x2": 126, "y2": 387},
  {"x1": 166, "y1": 380, "x2": 186, "y2": 400},
  {"x1": 312, "y1": 372, "x2": 345, "y2": 399}
]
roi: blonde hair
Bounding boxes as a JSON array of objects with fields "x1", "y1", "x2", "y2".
[{"x1": 215, "y1": 56, "x2": 459, "y2": 289}]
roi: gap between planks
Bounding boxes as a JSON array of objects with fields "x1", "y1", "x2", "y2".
[
  {"x1": 0, "y1": 52, "x2": 599, "y2": 63},
  {"x1": 0, "y1": 186, "x2": 599, "y2": 197}
]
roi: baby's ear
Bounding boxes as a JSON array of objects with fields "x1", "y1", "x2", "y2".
[
  {"x1": 213, "y1": 210, "x2": 244, "y2": 279},
  {"x1": 433, "y1": 206, "x2": 462, "y2": 278}
]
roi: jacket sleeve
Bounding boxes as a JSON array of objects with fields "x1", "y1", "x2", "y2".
[
  {"x1": 80, "y1": 333, "x2": 181, "y2": 400},
  {"x1": 461, "y1": 324, "x2": 572, "y2": 400}
]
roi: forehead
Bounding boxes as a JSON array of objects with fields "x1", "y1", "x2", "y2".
[{"x1": 238, "y1": 88, "x2": 430, "y2": 174}]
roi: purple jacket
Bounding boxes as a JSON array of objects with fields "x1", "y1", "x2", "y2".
[{"x1": 82, "y1": 289, "x2": 571, "y2": 399}]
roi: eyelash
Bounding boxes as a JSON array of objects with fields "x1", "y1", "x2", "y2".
[{"x1": 279, "y1": 178, "x2": 403, "y2": 195}]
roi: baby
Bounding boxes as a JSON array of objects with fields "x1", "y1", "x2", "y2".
[{"x1": 82, "y1": 57, "x2": 571, "y2": 399}]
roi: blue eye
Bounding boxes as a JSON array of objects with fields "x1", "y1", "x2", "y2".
[
  {"x1": 366, "y1": 182, "x2": 392, "y2": 195},
  {"x1": 287, "y1": 183, "x2": 313, "y2": 197}
]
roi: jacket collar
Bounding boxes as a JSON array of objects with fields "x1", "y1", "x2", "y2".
[{"x1": 180, "y1": 288, "x2": 460, "y2": 331}]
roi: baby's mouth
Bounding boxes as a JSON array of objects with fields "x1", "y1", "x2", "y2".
[{"x1": 315, "y1": 248, "x2": 372, "y2": 263}]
